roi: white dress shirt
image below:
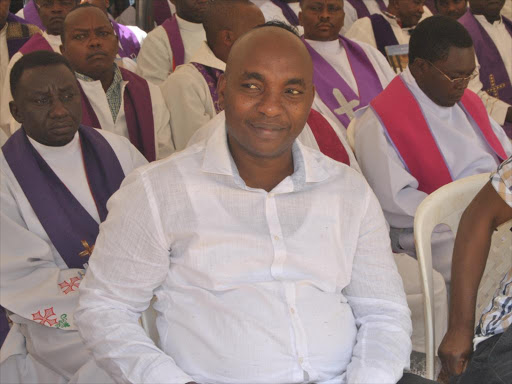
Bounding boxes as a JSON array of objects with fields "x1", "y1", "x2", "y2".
[
  {"x1": 136, "y1": 15, "x2": 206, "y2": 85},
  {"x1": 75, "y1": 114, "x2": 412, "y2": 384}
]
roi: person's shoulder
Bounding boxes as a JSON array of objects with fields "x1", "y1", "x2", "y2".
[{"x1": 143, "y1": 24, "x2": 167, "y2": 42}]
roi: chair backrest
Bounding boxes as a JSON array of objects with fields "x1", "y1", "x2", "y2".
[
  {"x1": 414, "y1": 173, "x2": 490, "y2": 379},
  {"x1": 140, "y1": 297, "x2": 160, "y2": 346}
]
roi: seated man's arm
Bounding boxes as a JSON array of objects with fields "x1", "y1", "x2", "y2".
[
  {"x1": 75, "y1": 169, "x2": 194, "y2": 384},
  {"x1": 136, "y1": 28, "x2": 172, "y2": 86},
  {"x1": 344, "y1": 186, "x2": 412, "y2": 384},
  {"x1": 438, "y1": 164, "x2": 512, "y2": 378}
]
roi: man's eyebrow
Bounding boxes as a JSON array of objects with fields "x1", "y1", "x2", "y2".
[
  {"x1": 241, "y1": 72, "x2": 264, "y2": 82},
  {"x1": 285, "y1": 78, "x2": 306, "y2": 87}
]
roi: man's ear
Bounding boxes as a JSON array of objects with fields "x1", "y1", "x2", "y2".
[
  {"x1": 220, "y1": 29, "x2": 235, "y2": 48},
  {"x1": 217, "y1": 73, "x2": 226, "y2": 110},
  {"x1": 60, "y1": 43, "x2": 65, "y2": 54},
  {"x1": 9, "y1": 101, "x2": 23, "y2": 124},
  {"x1": 411, "y1": 57, "x2": 429, "y2": 75}
]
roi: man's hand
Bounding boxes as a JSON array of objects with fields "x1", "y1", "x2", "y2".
[{"x1": 438, "y1": 326, "x2": 474, "y2": 382}]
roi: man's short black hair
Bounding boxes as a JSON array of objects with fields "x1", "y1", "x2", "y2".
[
  {"x1": 253, "y1": 20, "x2": 300, "y2": 38},
  {"x1": 409, "y1": 15, "x2": 473, "y2": 64},
  {"x1": 61, "y1": 2, "x2": 110, "y2": 44},
  {"x1": 10, "y1": 50, "x2": 75, "y2": 97}
]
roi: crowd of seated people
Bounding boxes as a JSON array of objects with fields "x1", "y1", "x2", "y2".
[{"x1": 0, "y1": 0, "x2": 511, "y2": 383}]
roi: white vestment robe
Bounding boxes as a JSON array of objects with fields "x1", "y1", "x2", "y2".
[
  {"x1": 502, "y1": 0, "x2": 512, "y2": 20},
  {"x1": 0, "y1": 32, "x2": 137, "y2": 136},
  {"x1": 260, "y1": 1, "x2": 304, "y2": 35},
  {"x1": 353, "y1": 68, "x2": 512, "y2": 283},
  {"x1": 306, "y1": 38, "x2": 397, "y2": 136},
  {"x1": 341, "y1": 0, "x2": 389, "y2": 35},
  {"x1": 136, "y1": 15, "x2": 205, "y2": 85},
  {"x1": 0, "y1": 129, "x2": 147, "y2": 384},
  {"x1": 77, "y1": 75, "x2": 175, "y2": 159}
]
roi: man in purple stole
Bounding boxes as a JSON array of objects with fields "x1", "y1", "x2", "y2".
[
  {"x1": 342, "y1": 0, "x2": 388, "y2": 33},
  {"x1": 298, "y1": 0, "x2": 396, "y2": 134},
  {"x1": 0, "y1": 51, "x2": 146, "y2": 383},
  {"x1": 61, "y1": 4, "x2": 175, "y2": 160},
  {"x1": 136, "y1": 0, "x2": 206, "y2": 85},
  {"x1": 459, "y1": 0, "x2": 512, "y2": 138},
  {"x1": 353, "y1": 16, "x2": 512, "y2": 287}
]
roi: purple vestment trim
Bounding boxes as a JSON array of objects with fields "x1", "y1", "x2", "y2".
[
  {"x1": 459, "y1": 12, "x2": 512, "y2": 137},
  {"x1": 2, "y1": 125, "x2": 125, "y2": 269},
  {"x1": 7, "y1": 12, "x2": 28, "y2": 24},
  {"x1": 78, "y1": 68, "x2": 157, "y2": 161},
  {"x1": 19, "y1": 33, "x2": 52, "y2": 55},
  {"x1": 153, "y1": 0, "x2": 172, "y2": 26},
  {"x1": 345, "y1": 0, "x2": 387, "y2": 18},
  {"x1": 190, "y1": 62, "x2": 224, "y2": 114},
  {"x1": 162, "y1": 15, "x2": 185, "y2": 70},
  {"x1": 270, "y1": 0, "x2": 299, "y2": 26},
  {"x1": 369, "y1": 13, "x2": 398, "y2": 56},
  {"x1": 302, "y1": 36, "x2": 383, "y2": 128},
  {"x1": 21, "y1": 0, "x2": 45, "y2": 31},
  {"x1": 6, "y1": 13, "x2": 34, "y2": 58},
  {"x1": 111, "y1": 21, "x2": 141, "y2": 59}
]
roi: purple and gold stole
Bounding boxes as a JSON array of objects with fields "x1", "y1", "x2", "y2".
[
  {"x1": 78, "y1": 67, "x2": 156, "y2": 162},
  {"x1": 6, "y1": 13, "x2": 38, "y2": 59},
  {"x1": 111, "y1": 21, "x2": 141, "y2": 59},
  {"x1": 459, "y1": 12, "x2": 512, "y2": 138},
  {"x1": 270, "y1": 0, "x2": 299, "y2": 26},
  {"x1": 345, "y1": 0, "x2": 387, "y2": 18},
  {"x1": 302, "y1": 36, "x2": 383, "y2": 128},
  {"x1": 162, "y1": 15, "x2": 185, "y2": 71}
]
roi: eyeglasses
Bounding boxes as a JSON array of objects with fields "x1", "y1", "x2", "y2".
[{"x1": 426, "y1": 60, "x2": 479, "y2": 86}]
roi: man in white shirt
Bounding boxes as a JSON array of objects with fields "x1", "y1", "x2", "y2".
[
  {"x1": 75, "y1": 23, "x2": 435, "y2": 384},
  {"x1": 459, "y1": 0, "x2": 512, "y2": 138},
  {"x1": 60, "y1": 4, "x2": 175, "y2": 160},
  {"x1": 299, "y1": 0, "x2": 397, "y2": 135},
  {"x1": 346, "y1": 0, "x2": 431, "y2": 56},
  {"x1": 136, "y1": 0, "x2": 207, "y2": 84},
  {"x1": 161, "y1": 0, "x2": 264, "y2": 150},
  {"x1": 353, "y1": 16, "x2": 512, "y2": 285},
  {"x1": 0, "y1": 50, "x2": 147, "y2": 384}
]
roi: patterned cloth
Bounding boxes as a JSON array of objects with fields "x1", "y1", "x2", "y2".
[
  {"x1": 477, "y1": 156, "x2": 512, "y2": 338},
  {"x1": 76, "y1": 64, "x2": 123, "y2": 123}
]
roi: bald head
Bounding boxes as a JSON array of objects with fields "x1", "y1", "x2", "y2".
[{"x1": 203, "y1": 0, "x2": 265, "y2": 62}]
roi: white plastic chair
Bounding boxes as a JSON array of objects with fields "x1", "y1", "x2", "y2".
[
  {"x1": 414, "y1": 173, "x2": 490, "y2": 379},
  {"x1": 140, "y1": 297, "x2": 160, "y2": 346}
]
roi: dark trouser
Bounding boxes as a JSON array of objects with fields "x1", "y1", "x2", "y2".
[
  {"x1": 451, "y1": 326, "x2": 512, "y2": 384},
  {"x1": 397, "y1": 372, "x2": 439, "y2": 383}
]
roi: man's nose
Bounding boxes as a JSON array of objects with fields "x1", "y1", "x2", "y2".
[
  {"x1": 257, "y1": 89, "x2": 285, "y2": 118},
  {"x1": 49, "y1": 98, "x2": 69, "y2": 118}
]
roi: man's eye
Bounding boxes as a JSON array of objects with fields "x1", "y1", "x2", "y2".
[
  {"x1": 242, "y1": 83, "x2": 259, "y2": 90},
  {"x1": 73, "y1": 34, "x2": 86, "y2": 40},
  {"x1": 98, "y1": 31, "x2": 110, "y2": 37},
  {"x1": 61, "y1": 93, "x2": 74, "y2": 101},
  {"x1": 34, "y1": 98, "x2": 50, "y2": 105},
  {"x1": 286, "y1": 89, "x2": 302, "y2": 96}
]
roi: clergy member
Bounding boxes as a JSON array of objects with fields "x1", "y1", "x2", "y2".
[
  {"x1": 0, "y1": 0, "x2": 40, "y2": 137},
  {"x1": 353, "y1": 16, "x2": 512, "y2": 284},
  {"x1": 342, "y1": 0, "x2": 388, "y2": 34},
  {"x1": 80, "y1": 0, "x2": 147, "y2": 60},
  {"x1": 75, "y1": 23, "x2": 436, "y2": 384},
  {"x1": 161, "y1": 0, "x2": 265, "y2": 149},
  {"x1": 136, "y1": 0, "x2": 207, "y2": 85},
  {"x1": 60, "y1": 4, "x2": 175, "y2": 161},
  {"x1": 459, "y1": 0, "x2": 512, "y2": 138},
  {"x1": 345, "y1": 0, "x2": 431, "y2": 57},
  {"x1": 434, "y1": 0, "x2": 467, "y2": 19},
  {"x1": 260, "y1": 0, "x2": 304, "y2": 34},
  {"x1": 0, "y1": 50, "x2": 147, "y2": 384},
  {"x1": 299, "y1": 0, "x2": 397, "y2": 134}
]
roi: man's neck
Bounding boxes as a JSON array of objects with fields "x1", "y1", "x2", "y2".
[
  {"x1": 228, "y1": 137, "x2": 295, "y2": 192},
  {"x1": 472, "y1": 11, "x2": 501, "y2": 24},
  {"x1": 176, "y1": 12, "x2": 202, "y2": 25},
  {"x1": 80, "y1": 65, "x2": 116, "y2": 92},
  {"x1": 208, "y1": 41, "x2": 228, "y2": 64}
]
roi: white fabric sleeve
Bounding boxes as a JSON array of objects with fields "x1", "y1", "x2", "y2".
[
  {"x1": 160, "y1": 66, "x2": 214, "y2": 151},
  {"x1": 148, "y1": 82, "x2": 175, "y2": 159},
  {"x1": 345, "y1": 18, "x2": 378, "y2": 50},
  {"x1": 136, "y1": 26, "x2": 173, "y2": 86},
  {"x1": 74, "y1": 169, "x2": 194, "y2": 384},
  {"x1": 343, "y1": 185, "x2": 412, "y2": 384}
]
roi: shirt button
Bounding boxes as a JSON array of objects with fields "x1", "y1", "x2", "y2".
[{"x1": 274, "y1": 235, "x2": 279, "y2": 241}]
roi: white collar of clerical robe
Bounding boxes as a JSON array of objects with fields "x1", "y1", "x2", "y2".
[
  {"x1": 198, "y1": 111, "x2": 330, "y2": 188},
  {"x1": 189, "y1": 41, "x2": 226, "y2": 71},
  {"x1": 28, "y1": 131, "x2": 80, "y2": 160},
  {"x1": 473, "y1": 13, "x2": 503, "y2": 27},
  {"x1": 304, "y1": 38, "x2": 342, "y2": 56},
  {"x1": 42, "y1": 31, "x2": 62, "y2": 51},
  {"x1": 176, "y1": 14, "x2": 205, "y2": 33}
]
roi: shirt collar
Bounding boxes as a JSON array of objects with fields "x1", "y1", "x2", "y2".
[
  {"x1": 76, "y1": 63, "x2": 123, "y2": 87},
  {"x1": 474, "y1": 13, "x2": 503, "y2": 26},
  {"x1": 176, "y1": 14, "x2": 205, "y2": 32},
  {"x1": 189, "y1": 41, "x2": 226, "y2": 71},
  {"x1": 201, "y1": 112, "x2": 330, "y2": 190}
]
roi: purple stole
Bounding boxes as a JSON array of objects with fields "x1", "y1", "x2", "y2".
[
  {"x1": 78, "y1": 67, "x2": 156, "y2": 162},
  {"x1": 162, "y1": 15, "x2": 185, "y2": 71},
  {"x1": 270, "y1": 0, "x2": 299, "y2": 26},
  {"x1": 302, "y1": 36, "x2": 383, "y2": 128},
  {"x1": 6, "y1": 13, "x2": 35, "y2": 59},
  {"x1": 19, "y1": 32, "x2": 53, "y2": 54},
  {"x1": 153, "y1": 0, "x2": 173, "y2": 26},
  {"x1": 370, "y1": 76, "x2": 508, "y2": 194},
  {"x1": 369, "y1": 13, "x2": 398, "y2": 56},
  {"x1": 459, "y1": 12, "x2": 512, "y2": 138},
  {"x1": 21, "y1": 0, "x2": 45, "y2": 31},
  {"x1": 424, "y1": 0, "x2": 438, "y2": 15},
  {"x1": 111, "y1": 21, "x2": 141, "y2": 59},
  {"x1": 190, "y1": 62, "x2": 223, "y2": 114},
  {"x1": 345, "y1": 0, "x2": 387, "y2": 18}
]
